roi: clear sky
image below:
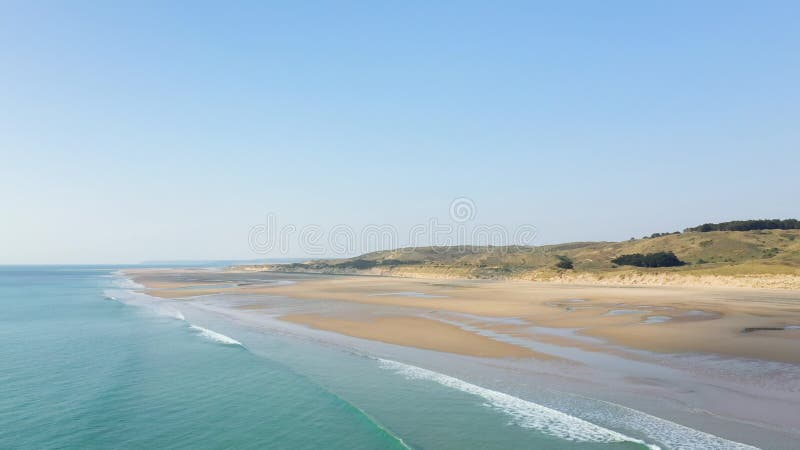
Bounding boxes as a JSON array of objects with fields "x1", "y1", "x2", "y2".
[{"x1": 2, "y1": 1, "x2": 798, "y2": 264}]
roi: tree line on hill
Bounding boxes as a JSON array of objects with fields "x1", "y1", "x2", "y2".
[
  {"x1": 644, "y1": 231, "x2": 680, "y2": 239},
  {"x1": 685, "y1": 219, "x2": 800, "y2": 233}
]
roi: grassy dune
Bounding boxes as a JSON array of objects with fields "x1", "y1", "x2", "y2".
[{"x1": 242, "y1": 230, "x2": 800, "y2": 288}]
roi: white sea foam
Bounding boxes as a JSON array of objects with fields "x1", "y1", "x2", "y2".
[
  {"x1": 575, "y1": 395, "x2": 761, "y2": 450},
  {"x1": 107, "y1": 273, "x2": 241, "y2": 347},
  {"x1": 377, "y1": 359, "x2": 660, "y2": 449},
  {"x1": 135, "y1": 299, "x2": 185, "y2": 320},
  {"x1": 107, "y1": 288, "x2": 186, "y2": 321},
  {"x1": 380, "y1": 359, "x2": 762, "y2": 449},
  {"x1": 110, "y1": 272, "x2": 145, "y2": 290},
  {"x1": 190, "y1": 325, "x2": 244, "y2": 347}
]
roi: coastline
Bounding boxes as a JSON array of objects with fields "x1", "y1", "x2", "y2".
[
  {"x1": 129, "y1": 268, "x2": 800, "y2": 363},
  {"x1": 122, "y1": 268, "x2": 800, "y2": 449}
]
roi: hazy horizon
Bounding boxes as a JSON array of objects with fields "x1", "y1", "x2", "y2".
[{"x1": 3, "y1": 1, "x2": 799, "y2": 264}]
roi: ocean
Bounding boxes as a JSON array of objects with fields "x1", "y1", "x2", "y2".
[{"x1": 0, "y1": 266, "x2": 741, "y2": 449}]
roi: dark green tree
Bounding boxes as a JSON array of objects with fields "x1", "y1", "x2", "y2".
[{"x1": 611, "y1": 251, "x2": 685, "y2": 268}]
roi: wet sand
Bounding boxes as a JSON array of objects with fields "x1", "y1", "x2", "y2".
[
  {"x1": 124, "y1": 268, "x2": 800, "y2": 448},
  {"x1": 282, "y1": 314, "x2": 547, "y2": 358},
  {"x1": 129, "y1": 268, "x2": 800, "y2": 364}
]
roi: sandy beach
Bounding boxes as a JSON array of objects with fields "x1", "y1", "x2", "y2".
[
  {"x1": 124, "y1": 268, "x2": 800, "y2": 448},
  {"x1": 129, "y1": 268, "x2": 800, "y2": 364}
]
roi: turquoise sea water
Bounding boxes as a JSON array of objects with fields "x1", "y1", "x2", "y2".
[{"x1": 0, "y1": 267, "x2": 660, "y2": 449}]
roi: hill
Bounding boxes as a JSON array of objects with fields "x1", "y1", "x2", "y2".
[{"x1": 239, "y1": 228, "x2": 800, "y2": 289}]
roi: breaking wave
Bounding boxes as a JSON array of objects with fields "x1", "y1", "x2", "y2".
[
  {"x1": 106, "y1": 275, "x2": 239, "y2": 347},
  {"x1": 378, "y1": 358, "x2": 761, "y2": 450},
  {"x1": 189, "y1": 325, "x2": 245, "y2": 347},
  {"x1": 377, "y1": 358, "x2": 659, "y2": 449}
]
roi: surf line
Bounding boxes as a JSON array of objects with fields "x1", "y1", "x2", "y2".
[
  {"x1": 189, "y1": 324, "x2": 246, "y2": 347},
  {"x1": 377, "y1": 358, "x2": 660, "y2": 449}
]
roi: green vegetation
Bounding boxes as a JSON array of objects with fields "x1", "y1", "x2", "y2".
[
  {"x1": 281, "y1": 258, "x2": 421, "y2": 271},
  {"x1": 611, "y1": 251, "x2": 685, "y2": 268},
  {"x1": 555, "y1": 255, "x2": 574, "y2": 270},
  {"x1": 337, "y1": 258, "x2": 422, "y2": 269},
  {"x1": 253, "y1": 225, "x2": 800, "y2": 281},
  {"x1": 685, "y1": 219, "x2": 800, "y2": 232},
  {"x1": 645, "y1": 231, "x2": 680, "y2": 239}
]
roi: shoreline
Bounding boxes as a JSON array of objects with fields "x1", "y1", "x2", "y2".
[
  {"x1": 122, "y1": 268, "x2": 800, "y2": 448},
  {"x1": 129, "y1": 267, "x2": 800, "y2": 363}
]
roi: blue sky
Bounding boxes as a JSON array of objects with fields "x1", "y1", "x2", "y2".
[{"x1": 2, "y1": 1, "x2": 798, "y2": 263}]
